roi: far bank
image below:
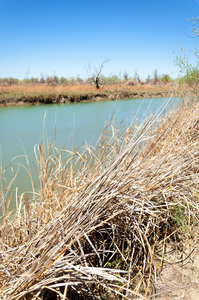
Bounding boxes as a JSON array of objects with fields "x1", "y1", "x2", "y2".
[{"x1": 0, "y1": 83, "x2": 185, "y2": 107}]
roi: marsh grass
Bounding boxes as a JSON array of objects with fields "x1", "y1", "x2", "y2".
[
  {"x1": 0, "y1": 93, "x2": 199, "y2": 299},
  {"x1": 0, "y1": 83, "x2": 175, "y2": 98}
]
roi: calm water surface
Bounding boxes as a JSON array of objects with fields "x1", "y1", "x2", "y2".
[{"x1": 0, "y1": 97, "x2": 180, "y2": 198}]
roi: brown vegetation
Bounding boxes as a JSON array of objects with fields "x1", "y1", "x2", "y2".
[
  {"x1": 0, "y1": 92, "x2": 199, "y2": 299},
  {"x1": 0, "y1": 83, "x2": 176, "y2": 96},
  {"x1": 0, "y1": 82, "x2": 183, "y2": 107}
]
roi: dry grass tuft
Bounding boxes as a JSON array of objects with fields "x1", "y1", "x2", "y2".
[{"x1": 0, "y1": 93, "x2": 199, "y2": 299}]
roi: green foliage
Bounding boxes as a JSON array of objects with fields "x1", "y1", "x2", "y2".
[
  {"x1": 160, "y1": 74, "x2": 172, "y2": 83},
  {"x1": 169, "y1": 202, "x2": 195, "y2": 235},
  {"x1": 106, "y1": 257, "x2": 121, "y2": 268},
  {"x1": 180, "y1": 67, "x2": 199, "y2": 86},
  {"x1": 175, "y1": 17, "x2": 199, "y2": 86},
  {"x1": 101, "y1": 74, "x2": 121, "y2": 85},
  {"x1": 21, "y1": 77, "x2": 39, "y2": 84},
  {"x1": 176, "y1": 47, "x2": 199, "y2": 86},
  {"x1": 60, "y1": 76, "x2": 69, "y2": 85},
  {"x1": 169, "y1": 204, "x2": 187, "y2": 226},
  {"x1": 187, "y1": 16, "x2": 199, "y2": 37},
  {"x1": 0, "y1": 77, "x2": 20, "y2": 85}
]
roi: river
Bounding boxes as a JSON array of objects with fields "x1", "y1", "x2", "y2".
[{"x1": 0, "y1": 97, "x2": 180, "y2": 209}]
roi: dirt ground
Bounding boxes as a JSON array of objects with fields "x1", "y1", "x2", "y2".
[{"x1": 150, "y1": 241, "x2": 199, "y2": 300}]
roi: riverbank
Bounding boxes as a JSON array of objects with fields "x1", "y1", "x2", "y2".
[
  {"x1": 0, "y1": 83, "x2": 185, "y2": 106},
  {"x1": 1, "y1": 92, "x2": 199, "y2": 299}
]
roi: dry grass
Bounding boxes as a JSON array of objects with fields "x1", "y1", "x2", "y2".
[
  {"x1": 0, "y1": 92, "x2": 199, "y2": 299},
  {"x1": 0, "y1": 83, "x2": 175, "y2": 97}
]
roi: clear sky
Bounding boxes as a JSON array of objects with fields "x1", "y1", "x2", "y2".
[{"x1": 0, "y1": 0, "x2": 199, "y2": 80}]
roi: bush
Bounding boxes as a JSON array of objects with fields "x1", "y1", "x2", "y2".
[
  {"x1": 101, "y1": 74, "x2": 121, "y2": 85},
  {"x1": 160, "y1": 74, "x2": 172, "y2": 84},
  {"x1": 0, "y1": 77, "x2": 19, "y2": 85},
  {"x1": 46, "y1": 75, "x2": 59, "y2": 85},
  {"x1": 60, "y1": 76, "x2": 69, "y2": 85},
  {"x1": 180, "y1": 67, "x2": 199, "y2": 86}
]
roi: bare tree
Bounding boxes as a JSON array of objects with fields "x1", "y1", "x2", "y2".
[
  {"x1": 87, "y1": 58, "x2": 109, "y2": 89},
  {"x1": 145, "y1": 74, "x2": 151, "y2": 84},
  {"x1": 134, "y1": 71, "x2": 141, "y2": 83},
  {"x1": 153, "y1": 69, "x2": 159, "y2": 83},
  {"x1": 123, "y1": 71, "x2": 129, "y2": 81}
]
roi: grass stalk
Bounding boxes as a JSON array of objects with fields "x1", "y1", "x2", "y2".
[{"x1": 0, "y1": 92, "x2": 199, "y2": 299}]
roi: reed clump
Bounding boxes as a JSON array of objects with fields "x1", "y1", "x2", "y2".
[{"x1": 0, "y1": 94, "x2": 199, "y2": 299}]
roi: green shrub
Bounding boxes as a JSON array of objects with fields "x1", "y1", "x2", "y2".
[
  {"x1": 160, "y1": 74, "x2": 172, "y2": 83},
  {"x1": 60, "y1": 76, "x2": 69, "y2": 85}
]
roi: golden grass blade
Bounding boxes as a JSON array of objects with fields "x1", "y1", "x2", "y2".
[{"x1": 1, "y1": 92, "x2": 199, "y2": 299}]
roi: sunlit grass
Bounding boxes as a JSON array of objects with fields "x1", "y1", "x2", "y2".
[
  {"x1": 0, "y1": 83, "x2": 176, "y2": 97},
  {"x1": 0, "y1": 92, "x2": 199, "y2": 299}
]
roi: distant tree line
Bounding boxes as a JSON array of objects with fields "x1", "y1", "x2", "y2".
[{"x1": 0, "y1": 70, "x2": 176, "y2": 87}]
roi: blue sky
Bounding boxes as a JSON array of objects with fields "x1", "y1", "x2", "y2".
[{"x1": 0, "y1": 0, "x2": 199, "y2": 80}]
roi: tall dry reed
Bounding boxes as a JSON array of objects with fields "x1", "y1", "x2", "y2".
[{"x1": 0, "y1": 94, "x2": 199, "y2": 299}]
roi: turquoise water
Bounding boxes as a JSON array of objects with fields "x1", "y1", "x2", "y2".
[{"x1": 0, "y1": 97, "x2": 180, "y2": 199}]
